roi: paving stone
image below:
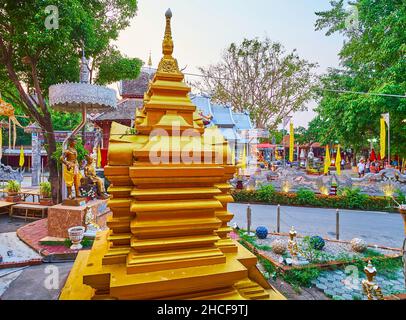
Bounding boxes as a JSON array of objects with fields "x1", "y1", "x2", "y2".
[
  {"x1": 341, "y1": 293, "x2": 354, "y2": 300},
  {"x1": 317, "y1": 284, "x2": 327, "y2": 290},
  {"x1": 332, "y1": 295, "x2": 344, "y2": 300},
  {"x1": 324, "y1": 289, "x2": 335, "y2": 297}
]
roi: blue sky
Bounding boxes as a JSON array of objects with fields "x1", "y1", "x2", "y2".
[{"x1": 114, "y1": 0, "x2": 345, "y2": 127}]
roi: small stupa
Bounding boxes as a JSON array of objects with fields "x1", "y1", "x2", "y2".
[{"x1": 60, "y1": 9, "x2": 284, "y2": 300}]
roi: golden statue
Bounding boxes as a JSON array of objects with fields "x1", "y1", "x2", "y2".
[
  {"x1": 288, "y1": 226, "x2": 299, "y2": 258},
  {"x1": 60, "y1": 137, "x2": 82, "y2": 199},
  {"x1": 83, "y1": 154, "x2": 109, "y2": 199},
  {"x1": 362, "y1": 261, "x2": 384, "y2": 300}
]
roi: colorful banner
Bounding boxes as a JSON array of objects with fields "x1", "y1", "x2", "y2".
[
  {"x1": 19, "y1": 145, "x2": 24, "y2": 167},
  {"x1": 289, "y1": 122, "x2": 294, "y2": 162},
  {"x1": 241, "y1": 145, "x2": 247, "y2": 170},
  {"x1": 335, "y1": 145, "x2": 341, "y2": 176},
  {"x1": 380, "y1": 117, "x2": 386, "y2": 160},
  {"x1": 97, "y1": 145, "x2": 102, "y2": 168},
  {"x1": 324, "y1": 145, "x2": 331, "y2": 175}
]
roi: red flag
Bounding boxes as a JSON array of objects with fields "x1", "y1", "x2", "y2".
[{"x1": 370, "y1": 149, "x2": 377, "y2": 162}]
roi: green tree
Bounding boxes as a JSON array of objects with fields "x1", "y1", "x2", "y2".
[
  {"x1": 197, "y1": 38, "x2": 318, "y2": 130},
  {"x1": 0, "y1": 0, "x2": 140, "y2": 201},
  {"x1": 314, "y1": 0, "x2": 406, "y2": 160}
]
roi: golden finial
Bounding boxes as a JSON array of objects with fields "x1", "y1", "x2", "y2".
[
  {"x1": 157, "y1": 8, "x2": 180, "y2": 74},
  {"x1": 148, "y1": 51, "x2": 152, "y2": 67},
  {"x1": 163, "y1": 8, "x2": 174, "y2": 56}
]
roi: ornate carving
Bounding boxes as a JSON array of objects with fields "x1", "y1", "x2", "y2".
[
  {"x1": 0, "y1": 163, "x2": 24, "y2": 183},
  {"x1": 157, "y1": 58, "x2": 180, "y2": 74}
]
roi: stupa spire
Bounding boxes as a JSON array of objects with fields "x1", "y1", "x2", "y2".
[
  {"x1": 157, "y1": 8, "x2": 180, "y2": 74},
  {"x1": 147, "y1": 51, "x2": 152, "y2": 67},
  {"x1": 163, "y1": 8, "x2": 173, "y2": 56}
]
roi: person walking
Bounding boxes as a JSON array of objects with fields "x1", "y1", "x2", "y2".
[
  {"x1": 357, "y1": 159, "x2": 365, "y2": 178},
  {"x1": 365, "y1": 160, "x2": 371, "y2": 174},
  {"x1": 341, "y1": 159, "x2": 345, "y2": 171}
]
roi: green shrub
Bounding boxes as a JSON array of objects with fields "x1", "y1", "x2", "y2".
[
  {"x1": 395, "y1": 189, "x2": 406, "y2": 204},
  {"x1": 256, "y1": 184, "x2": 276, "y2": 202},
  {"x1": 338, "y1": 187, "x2": 368, "y2": 209},
  {"x1": 296, "y1": 188, "x2": 317, "y2": 205},
  {"x1": 6, "y1": 180, "x2": 21, "y2": 193},
  {"x1": 40, "y1": 181, "x2": 52, "y2": 198}
]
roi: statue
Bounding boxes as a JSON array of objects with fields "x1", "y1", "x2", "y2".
[
  {"x1": 80, "y1": 52, "x2": 90, "y2": 84},
  {"x1": 82, "y1": 154, "x2": 109, "y2": 199},
  {"x1": 60, "y1": 137, "x2": 82, "y2": 199},
  {"x1": 84, "y1": 205, "x2": 101, "y2": 235}
]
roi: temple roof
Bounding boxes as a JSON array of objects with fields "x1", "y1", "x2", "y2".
[
  {"x1": 211, "y1": 104, "x2": 235, "y2": 128},
  {"x1": 191, "y1": 95, "x2": 253, "y2": 130},
  {"x1": 120, "y1": 67, "x2": 156, "y2": 98},
  {"x1": 94, "y1": 98, "x2": 143, "y2": 121},
  {"x1": 232, "y1": 112, "x2": 253, "y2": 130}
]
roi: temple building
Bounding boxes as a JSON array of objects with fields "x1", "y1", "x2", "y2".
[
  {"x1": 93, "y1": 58, "x2": 156, "y2": 149},
  {"x1": 191, "y1": 95, "x2": 255, "y2": 161}
]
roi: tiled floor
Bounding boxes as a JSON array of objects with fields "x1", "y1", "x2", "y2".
[{"x1": 312, "y1": 268, "x2": 406, "y2": 300}]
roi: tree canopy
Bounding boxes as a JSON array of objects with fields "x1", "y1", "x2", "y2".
[
  {"x1": 312, "y1": 0, "x2": 406, "y2": 158},
  {"x1": 0, "y1": 0, "x2": 141, "y2": 200},
  {"x1": 197, "y1": 38, "x2": 318, "y2": 130}
]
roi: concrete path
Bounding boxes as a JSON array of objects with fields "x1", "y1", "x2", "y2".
[
  {"x1": 229, "y1": 203, "x2": 405, "y2": 248},
  {"x1": 0, "y1": 262, "x2": 73, "y2": 300}
]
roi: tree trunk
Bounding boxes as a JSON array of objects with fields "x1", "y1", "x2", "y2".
[{"x1": 43, "y1": 123, "x2": 60, "y2": 203}]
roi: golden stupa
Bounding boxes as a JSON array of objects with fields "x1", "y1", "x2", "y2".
[{"x1": 60, "y1": 9, "x2": 285, "y2": 300}]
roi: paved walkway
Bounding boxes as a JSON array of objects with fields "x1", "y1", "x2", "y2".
[{"x1": 229, "y1": 203, "x2": 405, "y2": 248}]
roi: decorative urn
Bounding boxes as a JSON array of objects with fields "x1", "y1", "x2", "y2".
[{"x1": 68, "y1": 226, "x2": 85, "y2": 250}]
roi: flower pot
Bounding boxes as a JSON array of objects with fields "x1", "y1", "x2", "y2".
[
  {"x1": 68, "y1": 226, "x2": 85, "y2": 250},
  {"x1": 6, "y1": 193, "x2": 22, "y2": 203},
  {"x1": 40, "y1": 198, "x2": 53, "y2": 206}
]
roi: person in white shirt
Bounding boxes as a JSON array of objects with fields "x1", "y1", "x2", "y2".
[{"x1": 357, "y1": 159, "x2": 365, "y2": 178}]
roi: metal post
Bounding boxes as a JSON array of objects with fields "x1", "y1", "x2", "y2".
[
  {"x1": 277, "y1": 204, "x2": 280, "y2": 233},
  {"x1": 336, "y1": 209, "x2": 340, "y2": 240},
  {"x1": 247, "y1": 204, "x2": 252, "y2": 235}
]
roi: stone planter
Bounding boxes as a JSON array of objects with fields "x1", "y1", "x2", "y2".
[
  {"x1": 40, "y1": 198, "x2": 53, "y2": 206},
  {"x1": 6, "y1": 193, "x2": 22, "y2": 203},
  {"x1": 68, "y1": 226, "x2": 85, "y2": 250}
]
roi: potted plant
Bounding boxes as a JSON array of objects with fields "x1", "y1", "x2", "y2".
[
  {"x1": 39, "y1": 181, "x2": 53, "y2": 206},
  {"x1": 5, "y1": 180, "x2": 21, "y2": 202}
]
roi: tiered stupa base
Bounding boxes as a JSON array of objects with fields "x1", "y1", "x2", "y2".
[{"x1": 60, "y1": 230, "x2": 285, "y2": 300}]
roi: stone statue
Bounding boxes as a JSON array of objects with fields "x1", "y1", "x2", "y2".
[
  {"x1": 80, "y1": 54, "x2": 90, "y2": 84},
  {"x1": 84, "y1": 205, "x2": 101, "y2": 235},
  {"x1": 60, "y1": 137, "x2": 82, "y2": 199},
  {"x1": 83, "y1": 154, "x2": 109, "y2": 199}
]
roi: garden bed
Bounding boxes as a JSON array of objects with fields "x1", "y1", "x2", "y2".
[
  {"x1": 232, "y1": 185, "x2": 404, "y2": 212},
  {"x1": 238, "y1": 232, "x2": 402, "y2": 273}
]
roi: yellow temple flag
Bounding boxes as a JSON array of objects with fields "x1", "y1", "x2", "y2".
[
  {"x1": 97, "y1": 145, "x2": 102, "y2": 168},
  {"x1": 289, "y1": 122, "x2": 294, "y2": 162},
  {"x1": 380, "y1": 117, "x2": 386, "y2": 159},
  {"x1": 335, "y1": 144, "x2": 341, "y2": 176},
  {"x1": 324, "y1": 145, "x2": 331, "y2": 175},
  {"x1": 19, "y1": 145, "x2": 24, "y2": 167},
  {"x1": 241, "y1": 145, "x2": 247, "y2": 170}
]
